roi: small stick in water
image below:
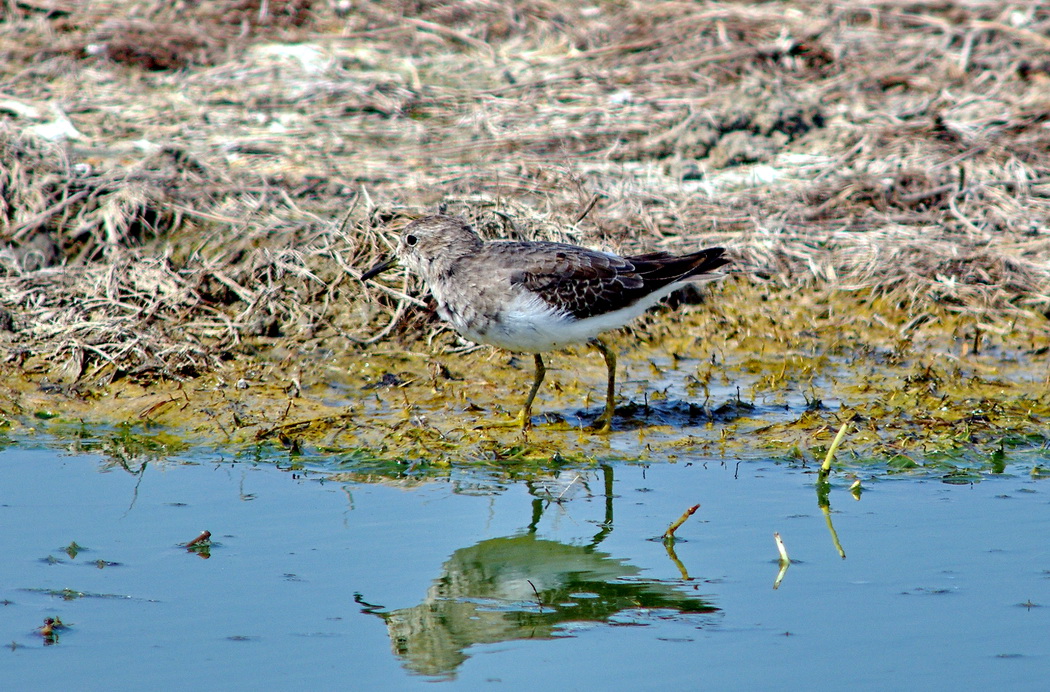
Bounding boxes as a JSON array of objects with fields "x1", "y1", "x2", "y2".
[
  {"x1": 664, "y1": 504, "x2": 700, "y2": 541},
  {"x1": 185, "y1": 530, "x2": 212, "y2": 548},
  {"x1": 774, "y1": 532, "x2": 790, "y2": 565},
  {"x1": 773, "y1": 533, "x2": 791, "y2": 590},
  {"x1": 819, "y1": 420, "x2": 852, "y2": 478}
]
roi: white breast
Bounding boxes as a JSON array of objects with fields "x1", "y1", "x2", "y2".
[{"x1": 461, "y1": 282, "x2": 687, "y2": 353}]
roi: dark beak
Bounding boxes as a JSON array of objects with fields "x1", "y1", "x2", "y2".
[{"x1": 360, "y1": 256, "x2": 397, "y2": 281}]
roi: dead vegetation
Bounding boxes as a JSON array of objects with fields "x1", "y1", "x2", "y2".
[{"x1": 0, "y1": 0, "x2": 1048, "y2": 382}]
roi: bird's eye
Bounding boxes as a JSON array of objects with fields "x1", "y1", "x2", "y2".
[{"x1": 405, "y1": 234, "x2": 418, "y2": 246}]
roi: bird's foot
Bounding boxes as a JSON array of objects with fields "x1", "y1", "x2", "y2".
[
  {"x1": 474, "y1": 409, "x2": 533, "y2": 432},
  {"x1": 588, "y1": 411, "x2": 614, "y2": 434}
]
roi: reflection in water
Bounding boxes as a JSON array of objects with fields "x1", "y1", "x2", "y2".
[
  {"x1": 816, "y1": 478, "x2": 847, "y2": 559},
  {"x1": 362, "y1": 466, "x2": 720, "y2": 678}
]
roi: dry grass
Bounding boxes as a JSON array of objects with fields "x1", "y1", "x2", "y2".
[{"x1": 1, "y1": 0, "x2": 1048, "y2": 379}]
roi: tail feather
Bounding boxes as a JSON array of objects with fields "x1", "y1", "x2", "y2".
[{"x1": 628, "y1": 247, "x2": 729, "y2": 285}]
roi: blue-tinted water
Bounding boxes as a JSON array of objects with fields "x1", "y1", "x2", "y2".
[{"x1": 2, "y1": 446, "x2": 1049, "y2": 690}]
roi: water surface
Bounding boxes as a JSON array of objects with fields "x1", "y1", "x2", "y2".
[{"x1": 2, "y1": 445, "x2": 1049, "y2": 690}]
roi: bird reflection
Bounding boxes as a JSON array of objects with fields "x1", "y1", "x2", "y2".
[{"x1": 359, "y1": 465, "x2": 719, "y2": 679}]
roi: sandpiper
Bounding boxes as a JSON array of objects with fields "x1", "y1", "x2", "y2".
[{"x1": 360, "y1": 215, "x2": 729, "y2": 432}]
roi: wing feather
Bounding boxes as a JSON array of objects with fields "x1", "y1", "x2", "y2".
[{"x1": 500, "y1": 241, "x2": 728, "y2": 320}]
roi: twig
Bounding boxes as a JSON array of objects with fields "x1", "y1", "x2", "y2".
[
  {"x1": 970, "y1": 19, "x2": 1050, "y2": 51},
  {"x1": 185, "y1": 530, "x2": 211, "y2": 548},
  {"x1": 573, "y1": 195, "x2": 600, "y2": 225},
  {"x1": 820, "y1": 420, "x2": 851, "y2": 474},
  {"x1": 773, "y1": 532, "x2": 790, "y2": 589},
  {"x1": 12, "y1": 190, "x2": 90, "y2": 241},
  {"x1": 397, "y1": 15, "x2": 496, "y2": 59},
  {"x1": 663, "y1": 503, "x2": 700, "y2": 541},
  {"x1": 774, "y1": 532, "x2": 790, "y2": 564},
  {"x1": 526, "y1": 579, "x2": 542, "y2": 612},
  {"x1": 256, "y1": 412, "x2": 357, "y2": 440},
  {"x1": 555, "y1": 474, "x2": 582, "y2": 502}
]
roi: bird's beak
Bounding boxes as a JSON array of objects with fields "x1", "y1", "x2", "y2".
[{"x1": 360, "y1": 255, "x2": 397, "y2": 281}]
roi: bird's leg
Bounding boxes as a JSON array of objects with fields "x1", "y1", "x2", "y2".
[
  {"x1": 476, "y1": 353, "x2": 545, "y2": 431},
  {"x1": 590, "y1": 338, "x2": 617, "y2": 433},
  {"x1": 514, "y1": 353, "x2": 546, "y2": 430}
]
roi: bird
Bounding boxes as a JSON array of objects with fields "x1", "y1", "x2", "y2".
[{"x1": 360, "y1": 215, "x2": 729, "y2": 432}]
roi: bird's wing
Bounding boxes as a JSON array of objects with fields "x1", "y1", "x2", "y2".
[
  {"x1": 503, "y1": 242, "x2": 647, "y2": 319},
  {"x1": 505, "y1": 243, "x2": 728, "y2": 319}
]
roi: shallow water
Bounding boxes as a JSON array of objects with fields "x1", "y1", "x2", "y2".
[
  {"x1": 3, "y1": 443, "x2": 1049, "y2": 690},
  {"x1": 2, "y1": 441, "x2": 1050, "y2": 688}
]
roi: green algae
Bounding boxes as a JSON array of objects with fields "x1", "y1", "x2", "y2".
[{"x1": 1, "y1": 282, "x2": 1047, "y2": 479}]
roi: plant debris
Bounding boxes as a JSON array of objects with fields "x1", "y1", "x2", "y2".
[{"x1": 0, "y1": 1, "x2": 1047, "y2": 473}]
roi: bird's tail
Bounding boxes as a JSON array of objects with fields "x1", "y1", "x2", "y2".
[{"x1": 629, "y1": 247, "x2": 730, "y2": 284}]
